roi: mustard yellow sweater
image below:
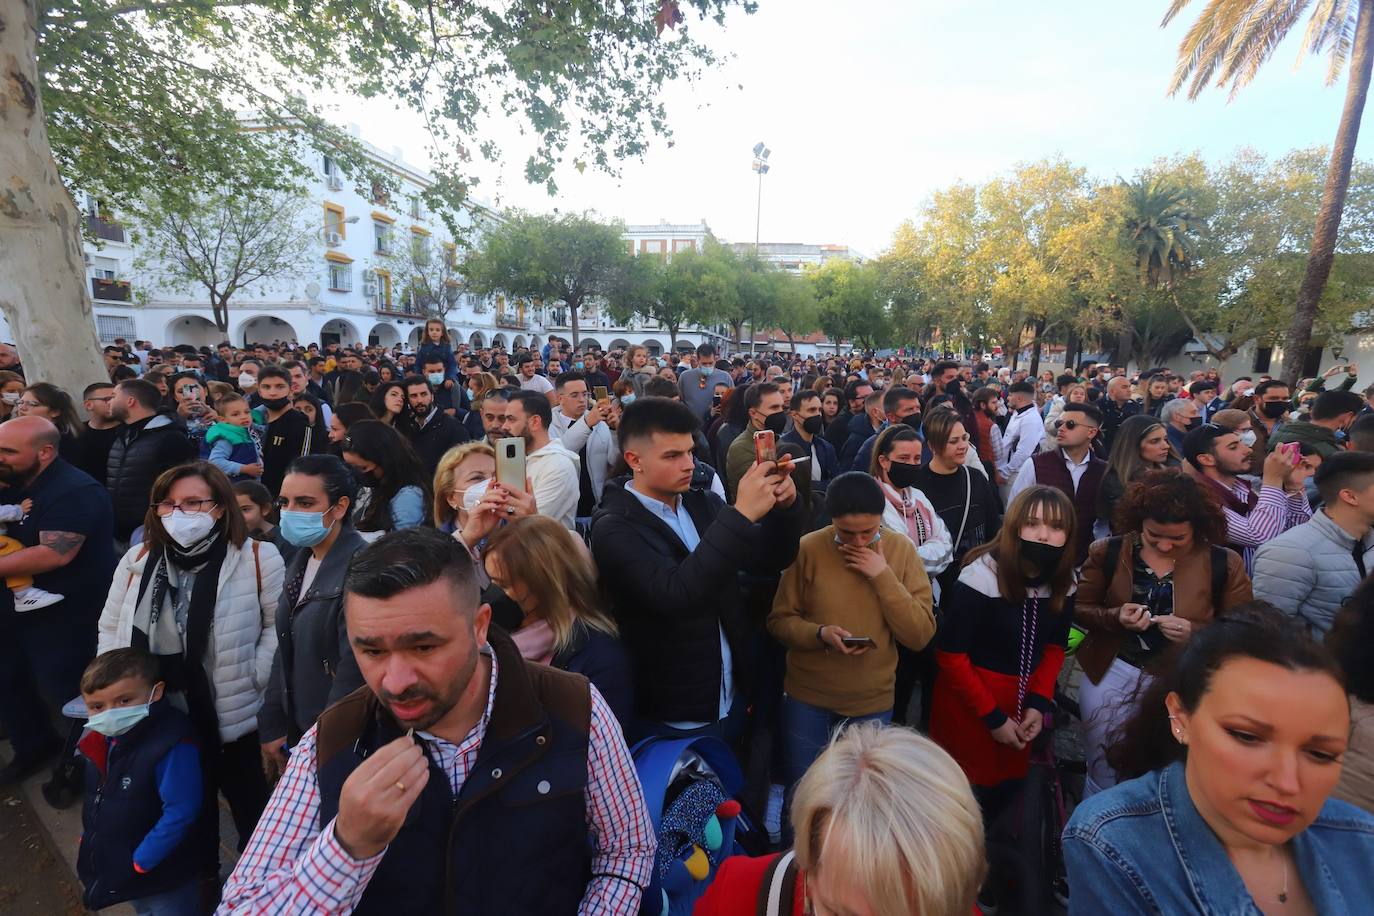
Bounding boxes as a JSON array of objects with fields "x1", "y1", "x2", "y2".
[{"x1": 767, "y1": 526, "x2": 935, "y2": 717}]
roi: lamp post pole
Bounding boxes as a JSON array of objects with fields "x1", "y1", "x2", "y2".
[{"x1": 750, "y1": 142, "x2": 770, "y2": 356}]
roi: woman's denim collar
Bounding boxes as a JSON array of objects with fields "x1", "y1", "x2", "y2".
[{"x1": 1156, "y1": 759, "x2": 1350, "y2": 915}]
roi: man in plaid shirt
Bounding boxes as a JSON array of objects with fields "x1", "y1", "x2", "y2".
[{"x1": 219, "y1": 528, "x2": 655, "y2": 915}]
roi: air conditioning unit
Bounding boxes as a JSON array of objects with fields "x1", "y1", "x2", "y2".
[
  {"x1": 363, "y1": 281, "x2": 379, "y2": 296},
  {"x1": 83, "y1": 253, "x2": 92, "y2": 266},
  {"x1": 327, "y1": 175, "x2": 344, "y2": 191},
  {"x1": 324, "y1": 231, "x2": 343, "y2": 246},
  {"x1": 362, "y1": 269, "x2": 378, "y2": 282}
]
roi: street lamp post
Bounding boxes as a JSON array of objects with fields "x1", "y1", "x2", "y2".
[{"x1": 750, "y1": 141, "x2": 770, "y2": 355}]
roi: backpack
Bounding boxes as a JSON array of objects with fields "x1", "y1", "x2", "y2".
[
  {"x1": 632, "y1": 734, "x2": 752, "y2": 916},
  {"x1": 1100, "y1": 536, "x2": 1229, "y2": 610}
]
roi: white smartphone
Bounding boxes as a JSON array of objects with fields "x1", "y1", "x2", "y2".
[{"x1": 495, "y1": 437, "x2": 526, "y2": 489}]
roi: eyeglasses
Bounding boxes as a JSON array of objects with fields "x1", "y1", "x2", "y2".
[
  {"x1": 151, "y1": 499, "x2": 218, "y2": 516},
  {"x1": 87, "y1": 396, "x2": 115, "y2": 403},
  {"x1": 1053, "y1": 419, "x2": 1099, "y2": 432},
  {"x1": 15, "y1": 400, "x2": 40, "y2": 409}
]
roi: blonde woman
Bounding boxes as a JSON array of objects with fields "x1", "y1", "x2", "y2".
[
  {"x1": 697, "y1": 724, "x2": 985, "y2": 916},
  {"x1": 483, "y1": 516, "x2": 631, "y2": 724},
  {"x1": 431, "y1": 441, "x2": 496, "y2": 532}
]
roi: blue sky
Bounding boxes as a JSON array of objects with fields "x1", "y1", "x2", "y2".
[{"x1": 320, "y1": 0, "x2": 1369, "y2": 255}]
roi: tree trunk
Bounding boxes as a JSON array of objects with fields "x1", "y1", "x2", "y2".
[
  {"x1": 667, "y1": 322, "x2": 678, "y2": 353},
  {"x1": 730, "y1": 320, "x2": 744, "y2": 353},
  {"x1": 213, "y1": 292, "x2": 230, "y2": 333},
  {"x1": 0, "y1": 0, "x2": 110, "y2": 411},
  {"x1": 1282, "y1": 0, "x2": 1374, "y2": 386},
  {"x1": 1028, "y1": 318, "x2": 1045, "y2": 378},
  {"x1": 569, "y1": 301, "x2": 581, "y2": 350}
]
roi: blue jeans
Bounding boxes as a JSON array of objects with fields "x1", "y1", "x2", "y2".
[
  {"x1": 131, "y1": 881, "x2": 200, "y2": 916},
  {"x1": 782, "y1": 695, "x2": 891, "y2": 787}
]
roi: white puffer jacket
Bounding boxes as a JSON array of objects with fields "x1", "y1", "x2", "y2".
[{"x1": 98, "y1": 538, "x2": 285, "y2": 743}]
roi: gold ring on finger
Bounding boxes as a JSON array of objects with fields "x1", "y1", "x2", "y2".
[{"x1": 395, "y1": 780, "x2": 406, "y2": 792}]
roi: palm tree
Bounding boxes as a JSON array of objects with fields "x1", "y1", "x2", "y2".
[
  {"x1": 1123, "y1": 177, "x2": 1203, "y2": 287},
  {"x1": 1162, "y1": 0, "x2": 1374, "y2": 385}
]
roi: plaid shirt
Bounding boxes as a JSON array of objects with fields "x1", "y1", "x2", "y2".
[{"x1": 218, "y1": 652, "x2": 655, "y2": 915}]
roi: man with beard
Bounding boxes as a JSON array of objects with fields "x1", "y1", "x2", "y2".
[
  {"x1": 105, "y1": 379, "x2": 198, "y2": 545},
  {"x1": 0, "y1": 417, "x2": 115, "y2": 789},
  {"x1": 222, "y1": 528, "x2": 655, "y2": 913},
  {"x1": 401, "y1": 375, "x2": 469, "y2": 475}
]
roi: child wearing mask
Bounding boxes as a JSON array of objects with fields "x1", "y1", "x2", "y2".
[{"x1": 75, "y1": 647, "x2": 201, "y2": 915}]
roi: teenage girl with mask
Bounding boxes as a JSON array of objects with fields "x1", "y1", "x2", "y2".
[
  {"x1": 256, "y1": 454, "x2": 367, "y2": 782},
  {"x1": 929, "y1": 485, "x2": 1078, "y2": 824}
]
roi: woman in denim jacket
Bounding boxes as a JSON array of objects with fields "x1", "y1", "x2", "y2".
[{"x1": 1063, "y1": 603, "x2": 1374, "y2": 915}]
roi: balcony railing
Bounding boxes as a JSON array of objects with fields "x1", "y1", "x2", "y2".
[
  {"x1": 495, "y1": 314, "x2": 529, "y2": 329},
  {"x1": 374, "y1": 302, "x2": 428, "y2": 318},
  {"x1": 87, "y1": 214, "x2": 127, "y2": 243},
  {"x1": 92, "y1": 277, "x2": 132, "y2": 302}
]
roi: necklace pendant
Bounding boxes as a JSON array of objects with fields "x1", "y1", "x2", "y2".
[{"x1": 1278, "y1": 892, "x2": 1288, "y2": 903}]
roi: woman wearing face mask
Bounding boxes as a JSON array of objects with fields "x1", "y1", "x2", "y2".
[
  {"x1": 1096, "y1": 415, "x2": 1178, "y2": 540},
  {"x1": 432, "y1": 441, "x2": 496, "y2": 533},
  {"x1": 256, "y1": 454, "x2": 366, "y2": 782},
  {"x1": 339, "y1": 419, "x2": 430, "y2": 535},
  {"x1": 97, "y1": 461, "x2": 285, "y2": 871},
  {"x1": 368, "y1": 380, "x2": 406, "y2": 428},
  {"x1": 484, "y1": 515, "x2": 632, "y2": 725},
  {"x1": 1075, "y1": 470, "x2": 1252, "y2": 798},
  {"x1": 1065, "y1": 604, "x2": 1374, "y2": 914},
  {"x1": 0, "y1": 370, "x2": 25, "y2": 420},
  {"x1": 928, "y1": 485, "x2": 1077, "y2": 827},
  {"x1": 869, "y1": 425, "x2": 953, "y2": 591}
]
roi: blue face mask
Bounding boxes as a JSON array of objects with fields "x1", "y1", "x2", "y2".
[
  {"x1": 87, "y1": 688, "x2": 156, "y2": 737},
  {"x1": 620, "y1": 394, "x2": 636, "y2": 407},
  {"x1": 426, "y1": 372, "x2": 445, "y2": 387},
  {"x1": 280, "y1": 507, "x2": 336, "y2": 547}
]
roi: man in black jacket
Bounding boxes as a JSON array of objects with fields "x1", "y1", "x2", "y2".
[
  {"x1": 402, "y1": 375, "x2": 469, "y2": 474},
  {"x1": 257, "y1": 367, "x2": 311, "y2": 496},
  {"x1": 823, "y1": 379, "x2": 872, "y2": 452},
  {"x1": 591, "y1": 397, "x2": 804, "y2": 743},
  {"x1": 106, "y1": 379, "x2": 197, "y2": 544}
]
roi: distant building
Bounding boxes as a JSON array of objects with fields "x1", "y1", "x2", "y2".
[{"x1": 728, "y1": 241, "x2": 864, "y2": 274}]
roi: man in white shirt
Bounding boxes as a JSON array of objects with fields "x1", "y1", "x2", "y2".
[
  {"x1": 516, "y1": 354, "x2": 555, "y2": 405},
  {"x1": 503, "y1": 390, "x2": 580, "y2": 529},
  {"x1": 999, "y1": 381, "x2": 1042, "y2": 500}
]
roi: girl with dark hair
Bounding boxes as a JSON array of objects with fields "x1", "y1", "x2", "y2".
[
  {"x1": 712, "y1": 385, "x2": 752, "y2": 471},
  {"x1": 98, "y1": 461, "x2": 284, "y2": 868},
  {"x1": 1066, "y1": 603, "x2": 1374, "y2": 913},
  {"x1": 868, "y1": 424, "x2": 952, "y2": 590},
  {"x1": 368, "y1": 380, "x2": 406, "y2": 427},
  {"x1": 257, "y1": 453, "x2": 366, "y2": 781},
  {"x1": 339, "y1": 419, "x2": 430, "y2": 535},
  {"x1": 1096, "y1": 414, "x2": 1176, "y2": 539},
  {"x1": 330, "y1": 368, "x2": 366, "y2": 406},
  {"x1": 327, "y1": 400, "x2": 373, "y2": 448},
  {"x1": 1328, "y1": 578, "x2": 1374, "y2": 814},
  {"x1": 929, "y1": 485, "x2": 1077, "y2": 820},
  {"x1": 1075, "y1": 469, "x2": 1253, "y2": 797},
  {"x1": 290, "y1": 392, "x2": 330, "y2": 453},
  {"x1": 15, "y1": 381, "x2": 82, "y2": 459}
]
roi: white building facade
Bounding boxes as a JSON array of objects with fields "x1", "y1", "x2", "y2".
[{"x1": 67, "y1": 133, "x2": 556, "y2": 354}]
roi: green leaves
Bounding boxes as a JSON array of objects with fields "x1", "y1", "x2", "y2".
[{"x1": 42, "y1": 0, "x2": 754, "y2": 234}]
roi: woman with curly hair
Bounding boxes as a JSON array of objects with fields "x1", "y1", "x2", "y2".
[{"x1": 1074, "y1": 468, "x2": 1253, "y2": 796}]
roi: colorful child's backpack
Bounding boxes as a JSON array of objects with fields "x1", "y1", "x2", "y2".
[{"x1": 632, "y1": 734, "x2": 751, "y2": 915}]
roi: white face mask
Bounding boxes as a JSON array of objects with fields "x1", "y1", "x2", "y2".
[
  {"x1": 1238, "y1": 429, "x2": 1258, "y2": 448},
  {"x1": 238, "y1": 372, "x2": 256, "y2": 389},
  {"x1": 162, "y1": 509, "x2": 217, "y2": 548},
  {"x1": 461, "y1": 477, "x2": 491, "y2": 513},
  {"x1": 1, "y1": 392, "x2": 19, "y2": 406}
]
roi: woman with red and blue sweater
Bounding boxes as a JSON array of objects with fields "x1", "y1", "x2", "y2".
[{"x1": 929, "y1": 485, "x2": 1077, "y2": 822}]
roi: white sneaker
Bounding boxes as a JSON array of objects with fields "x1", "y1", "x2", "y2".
[
  {"x1": 14, "y1": 586, "x2": 63, "y2": 612},
  {"x1": 764, "y1": 782, "x2": 785, "y2": 845}
]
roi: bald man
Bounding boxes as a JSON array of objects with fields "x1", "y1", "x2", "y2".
[{"x1": 0, "y1": 416, "x2": 115, "y2": 791}]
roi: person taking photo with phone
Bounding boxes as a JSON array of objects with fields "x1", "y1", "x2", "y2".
[{"x1": 767, "y1": 472, "x2": 935, "y2": 789}]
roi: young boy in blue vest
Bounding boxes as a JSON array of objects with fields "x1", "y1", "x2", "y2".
[{"x1": 76, "y1": 647, "x2": 202, "y2": 916}]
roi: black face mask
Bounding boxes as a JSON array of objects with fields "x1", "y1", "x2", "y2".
[
  {"x1": 801, "y1": 414, "x2": 825, "y2": 437},
  {"x1": 1021, "y1": 539, "x2": 1066, "y2": 581},
  {"x1": 261, "y1": 396, "x2": 290, "y2": 411},
  {"x1": 887, "y1": 460, "x2": 922, "y2": 489},
  {"x1": 1261, "y1": 401, "x2": 1289, "y2": 419},
  {"x1": 762, "y1": 411, "x2": 787, "y2": 435},
  {"x1": 901, "y1": 413, "x2": 923, "y2": 430},
  {"x1": 1186, "y1": 416, "x2": 1202, "y2": 430},
  {"x1": 351, "y1": 466, "x2": 382, "y2": 489}
]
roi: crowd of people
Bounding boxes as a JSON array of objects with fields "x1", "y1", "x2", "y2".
[{"x1": 4, "y1": 327, "x2": 1374, "y2": 914}]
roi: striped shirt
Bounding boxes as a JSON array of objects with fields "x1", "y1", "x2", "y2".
[{"x1": 218, "y1": 652, "x2": 655, "y2": 915}]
